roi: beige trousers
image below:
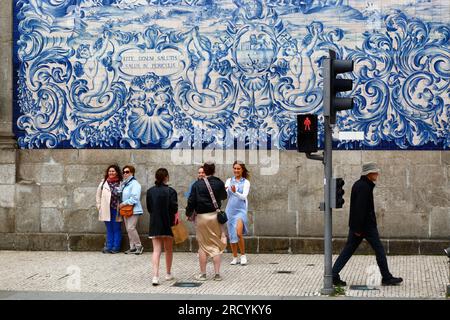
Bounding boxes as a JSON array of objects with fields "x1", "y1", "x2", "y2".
[{"x1": 124, "y1": 215, "x2": 141, "y2": 249}]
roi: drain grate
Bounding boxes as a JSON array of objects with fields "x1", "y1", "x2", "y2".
[
  {"x1": 172, "y1": 282, "x2": 203, "y2": 288},
  {"x1": 268, "y1": 262, "x2": 279, "y2": 265},
  {"x1": 274, "y1": 270, "x2": 294, "y2": 274},
  {"x1": 349, "y1": 285, "x2": 379, "y2": 291}
]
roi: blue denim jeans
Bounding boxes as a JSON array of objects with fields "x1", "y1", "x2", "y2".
[
  {"x1": 104, "y1": 208, "x2": 122, "y2": 251},
  {"x1": 332, "y1": 227, "x2": 393, "y2": 280}
]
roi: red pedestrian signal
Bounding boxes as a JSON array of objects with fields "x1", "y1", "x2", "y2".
[
  {"x1": 297, "y1": 114, "x2": 318, "y2": 153},
  {"x1": 303, "y1": 117, "x2": 312, "y2": 131}
]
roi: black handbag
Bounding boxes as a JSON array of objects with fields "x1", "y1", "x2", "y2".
[
  {"x1": 203, "y1": 178, "x2": 228, "y2": 224},
  {"x1": 217, "y1": 210, "x2": 228, "y2": 224}
]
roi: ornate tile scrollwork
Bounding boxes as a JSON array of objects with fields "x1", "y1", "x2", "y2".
[{"x1": 13, "y1": 0, "x2": 450, "y2": 150}]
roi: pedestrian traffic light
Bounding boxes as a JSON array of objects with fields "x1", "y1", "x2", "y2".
[
  {"x1": 297, "y1": 114, "x2": 318, "y2": 153},
  {"x1": 331, "y1": 177, "x2": 345, "y2": 208},
  {"x1": 323, "y1": 49, "x2": 354, "y2": 124}
]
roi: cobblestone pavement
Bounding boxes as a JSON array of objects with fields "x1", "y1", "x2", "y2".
[{"x1": 0, "y1": 251, "x2": 447, "y2": 299}]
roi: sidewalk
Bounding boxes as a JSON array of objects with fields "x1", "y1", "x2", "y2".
[{"x1": 0, "y1": 251, "x2": 447, "y2": 299}]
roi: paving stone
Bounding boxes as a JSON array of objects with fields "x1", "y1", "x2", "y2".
[
  {"x1": 259, "y1": 237, "x2": 290, "y2": 253},
  {"x1": 13, "y1": 234, "x2": 67, "y2": 251},
  {"x1": 291, "y1": 238, "x2": 324, "y2": 254},
  {"x1": 0, "y1": 208, "x2": 15, "y2": 233},
  {"x1": 420, "y1": 240, "x2": 450, "y2": 255},
  {"x1": 332, "y1": 238, "x2": 389, "y2": 255},
  {"x1": 0, "y1": 251, "x2": 446, "y2": 299},
  {"x1": 69, "y1": 234, "x2": 105, "y2": 251},
  {"x1": 387, "y1": 240, "x2": 420, "y2": 255}
]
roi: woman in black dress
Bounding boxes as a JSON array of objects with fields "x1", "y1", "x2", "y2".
[{"x1": 147, "y1": 168, "x2": 178, "y2": 286}]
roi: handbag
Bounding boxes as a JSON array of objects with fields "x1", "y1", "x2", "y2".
[
  {"x1": 171, "y1": 212, "x2": 188, "y2": 244},
  {"x1": 217, "y1": 210, "x2": 228, "y2": 224},
  {"x1": 203, "y1": 178, "x2": 228, "y2": 224},
  {"x1": 119, "y1": 204, "x2": 134, "y2": 217},
  {"x1": 119, "y1": 177, "x2": 135, "y2": 217}
]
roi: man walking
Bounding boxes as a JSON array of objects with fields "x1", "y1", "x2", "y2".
[{"x1": 332, "y1": 162, "x2": 403, "y2": 286}]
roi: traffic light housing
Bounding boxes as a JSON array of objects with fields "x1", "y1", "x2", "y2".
[
  {"x1": 331, "y1": 177, "x2": 345, "y2": 208},
  {"x1": 297, "y1": 114, "x2": 318, "y2": 153},
  {"x1": 323, "y1": 49, "x2": 354, "y2": 124}
]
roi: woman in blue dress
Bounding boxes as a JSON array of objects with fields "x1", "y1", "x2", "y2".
[{"x1": 225, "y1": 161, "x2": 251, "y2": 265}]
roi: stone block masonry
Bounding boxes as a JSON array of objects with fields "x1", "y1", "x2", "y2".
[{"x1": 0, "y1": 149, "x2": 448, "y2": 253}]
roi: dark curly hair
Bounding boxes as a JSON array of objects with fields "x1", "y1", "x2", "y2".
[{"x1": 103, "y1": 164, "x2": 122, "y2": 182}]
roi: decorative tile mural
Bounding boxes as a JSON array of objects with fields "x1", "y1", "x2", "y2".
[{"x1": 13, "y1": 0, "x2": 450, "y2": 150}]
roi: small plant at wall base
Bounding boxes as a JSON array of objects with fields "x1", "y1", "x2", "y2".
[{"x1": 330, "y1": 286, "x2": 346, "y2": 297}]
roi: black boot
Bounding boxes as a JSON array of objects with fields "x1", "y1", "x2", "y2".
[
  {"x1": 382, "y1": 276, "x2": 403, "y2": 285},
  {"x1": 333, "y1": 276, "x2": 347, "y2": 286}
]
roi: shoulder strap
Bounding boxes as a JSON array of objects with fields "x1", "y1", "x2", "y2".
[
  {"x1": 120, "y1": 177, "x2": 135, "y2": 202},
  {"x1": 123, "y1": 177, "x2": 135, "y2": 188},
  {"x1": 203, "y1": 177, "x2": 219, "y2": 211}
]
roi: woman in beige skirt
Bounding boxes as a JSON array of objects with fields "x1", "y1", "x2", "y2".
[{"x1": 186, "y1": 161, "x2": 227, "y2": 281}]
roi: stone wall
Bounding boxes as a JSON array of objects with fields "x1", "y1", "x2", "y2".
[{"x1": 0, "y1": 148, "x2": 448, "y2": 254}]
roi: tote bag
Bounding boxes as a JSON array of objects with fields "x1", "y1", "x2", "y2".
[{"x1": 171, "y1": 212, "x2": 188, "y2": 244}]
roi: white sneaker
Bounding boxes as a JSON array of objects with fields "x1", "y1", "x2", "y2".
[
  {"x1": 230, "y1": 257, "x2": 239, "y2": 265},
  {"x1": 240, "y1": 255, "x2": 247, "y2": 265},
  {"x1": 165, "y1": 274, "x2": 174, "y2": 281},
  {"x1": 134, "y1": 245, "x2": 144, "y2": 255},
  {"x1": 194, "y1": 273, "x2": 207, "y2": 281},
  {"x1": 152, "y1": 276, "x2": 159, "y2": 286}
]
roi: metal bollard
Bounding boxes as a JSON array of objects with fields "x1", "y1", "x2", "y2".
[
  {"x1": 447, "y1": 259, "x2": 450, "y2": 297},
  {"x1": 447, "y1": 260, "x2": 450, "y2": 297},
  {"x1": 445, "y1": 247, "x2": 450, "y2": 297}
]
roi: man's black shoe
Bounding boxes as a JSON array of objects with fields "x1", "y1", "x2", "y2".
[
  {"x1": 382, "y1": 277, "x2": 403, "y2": 286},
  {"x1": 333, "y1": 278, "x2": 347, "y2": 286}
]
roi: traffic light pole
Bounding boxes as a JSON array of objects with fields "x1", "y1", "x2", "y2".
[
  {"x1": 302, "y1": 49, "x2": 354, "y2": 295},
  {"x1": 305, "y1": 115, "x2": 334, "y2": 295},
  {"x1": 321, "y1": 49, "x2": 354, "y2": 294},
  {"x1": 322, "y1": 52, "x2": 334, "y2": 294},
  {"x1": 321, "y1": 114, "x2": 334, "y2": 295}
]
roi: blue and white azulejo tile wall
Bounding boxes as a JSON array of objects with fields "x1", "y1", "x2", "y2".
[{"x1": 13, "y1": 0, "x2": 450, "y2": 150}]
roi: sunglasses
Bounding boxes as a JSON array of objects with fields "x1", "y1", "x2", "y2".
[{"x1": 123, "y1": 170, "x2": 130, "y2": 174}]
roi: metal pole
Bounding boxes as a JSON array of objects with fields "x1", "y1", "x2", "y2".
[
  {"x1": 447, "y1": 258, "x2": 450, "y2": 296},
  {"x1": 321, "y1": 114, "x2": 334, "y2": 295}
]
